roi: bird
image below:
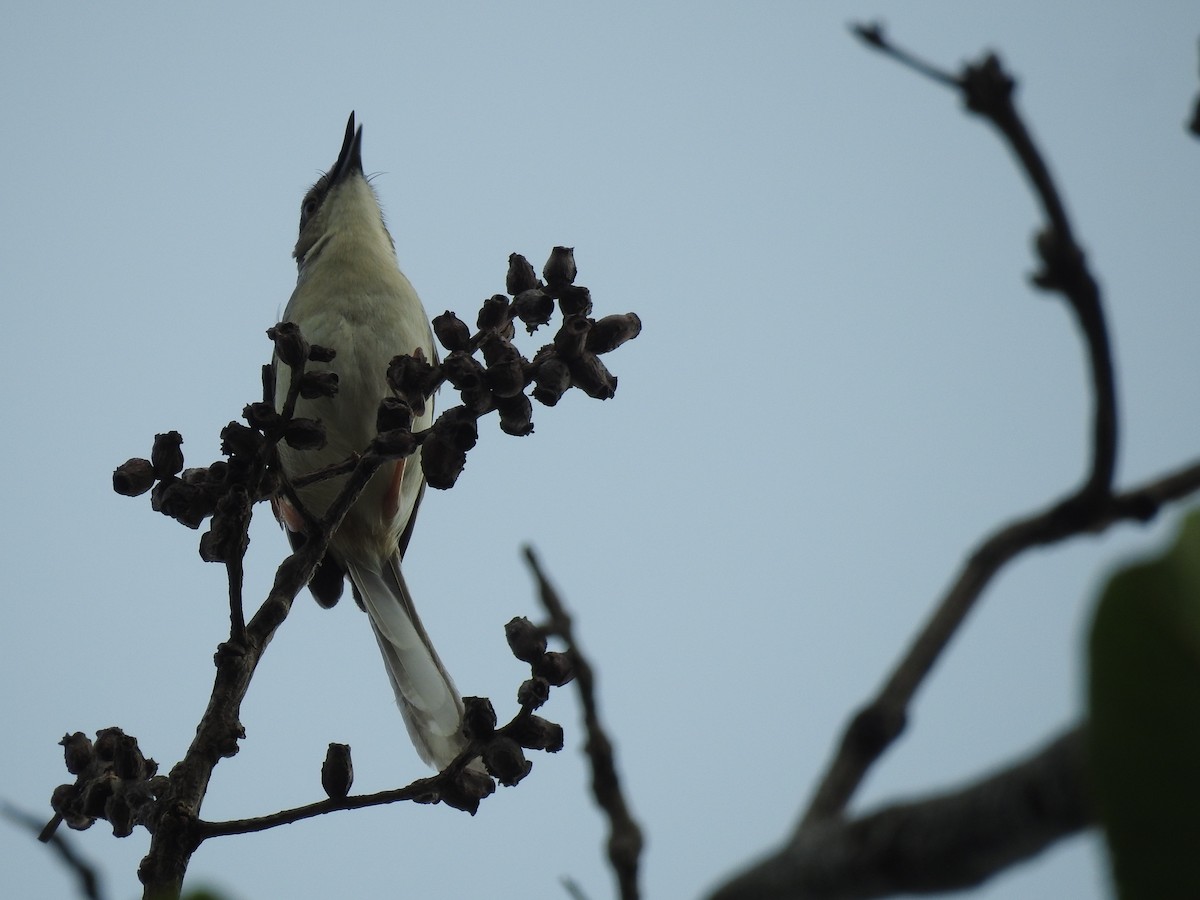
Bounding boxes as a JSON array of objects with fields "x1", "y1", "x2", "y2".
[{"x1": 271, "y1": 112, "x2": 467, "y2": 770}]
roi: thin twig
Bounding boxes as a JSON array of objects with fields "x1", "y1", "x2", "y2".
[
  {"x1": 3, "y1": 801, "x2": 107, "y2": 900},
  {"x1": 803, "y1": 24, "x2": 1126, "y2": 827},
  {"x1": 524, "y1": 547, "x2": 643, "y2": 900},
  {"x1": 195, "y1": 778, "x2": 445, "y2": 838},
  {"x1": 853, "y1": 22, "x2": 1117, "y2": 500}
]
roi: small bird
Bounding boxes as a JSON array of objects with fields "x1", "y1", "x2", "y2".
[{"x1": 272, "y1": 112, "x2": 466, "y2": 770}]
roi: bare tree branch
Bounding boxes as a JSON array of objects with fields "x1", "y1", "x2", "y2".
[
  {"x1": 525, "y1": 547, "x2": 644, "y2": 900},
  {"x1": 4, "y1": 801, "x2": 107, "y2": 900},
  {"x1": 802, "y1": 23, "x2": 1122, "y2": 828},
  {"x1": 709, "y1": 726, "x2": 1090, "y2": 900}
]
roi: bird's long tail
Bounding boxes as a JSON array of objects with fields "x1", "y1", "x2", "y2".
[{"x1": 344, "y1": 555, "x2": 467, "y2": 770}]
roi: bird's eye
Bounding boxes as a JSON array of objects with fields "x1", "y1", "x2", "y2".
[{"x1": 300, "y1": 197, "x2": 320, "y2": 227}]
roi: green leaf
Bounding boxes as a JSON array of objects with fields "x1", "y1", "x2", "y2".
[{"x1": 1088, "y1": 508, "x2": 1200, "y2": 899}]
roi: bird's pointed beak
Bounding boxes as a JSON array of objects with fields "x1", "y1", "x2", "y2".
[{"x1": 330, "y1": 111, "x2": 364, "y2": 185}]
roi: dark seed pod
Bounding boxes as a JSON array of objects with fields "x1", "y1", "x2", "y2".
[
  {"x1": 299, "y1": 371, "x2": 339, "y2": 399},
  {"x1": 60, "y1": 732, "x2": 94, "y2": 775},
  {"x1": 542, "y1": 246, "x2": 577, "y2": 288},
  {"x1": 505, "y1": 617, "x2": 547, "y2": 663},
  {"x1": 485, "y1": 357, "x2": 527, "y2": 399},
  {"x1": 482, "y1": 736, "x2": 531, "y2": 787},
  {"x1": 220, "y1": 421, "x2": 265, "y2": 458},
  {"x1": 586, "y1": 313, "x2": 643, "y2": 354},
  {"x1": 534, "y1": 651, "x2": 574, "y2": 687},
  {"x1": 441, "y1": 351, "x2": 486, "y2": 392},
  {"x1": 507, "y1": 715, "x2": 564, "y2": 753},
  {"x1": 105, "y1": 791, "x2": 134, "y2": 838},
  {"x1": 243, "y1": 402, "x2": 280, "y2": 432},
  {"x1": 513, "y1": 289, "x2": 554, "y2": 333},
  {"x1": 374, "y1": 429, "x2": 418, "y2": 459},
  {"x1": 439, "y1": 768, "x2": 496, "y2": 814},
  {"x1": 150, "y1": 431, "x2": 185, "y2": 478},
  {"x1": 433, "y1": 311, "x2": 472, "y2": 352},
  {"x1": 376, "y1": 396, "x2": 414, "y2": 433},
  {"x1": 432, "y1": 407, "x2": 479, "y2": 453},
  {"x1": 321, "y1": 743, "x2": 354, "y2": 800},
  {"x1": 112, "y1": 732, "x2": 146, "y2": 780},
  {"x1": 462, "y1": 696, "x2": 498, "y2": 740},
  {"x1": 568, "y1": 353, "x2": 617, "y2": 400},
  {"x1": 496, "y1": 393, "x2": 534, "y2": 437},
  {"x1": 531, "y1": 357, "x2": 571, "y2": 407},
  {"x1": 283, "y1": 418, "x2": 326, "y2": 451},
  {"x1": 557, "y1": 285, "x2": 593, "y2": 317},
  {"x1": 113, "y1": 458, "x2": 155, "y2": 497},
  {"x1": 552, "y1": 315, "x2": 590, "y2": 359},
  {"x1": 81, "y1": 774, "x2": 116, "y2": 819},
  {"x1": 477, "y1": 294, "x2": 512, "y2": 332},
  {"x1": 516, "y1": 677, "x2": 550, "y2": 710},
  {"x1": 506, "y1": 253, "x2": 539, "y2": 295},
  {"x1": 268, "y1": 322, "x2": 309, "y2": 368}
]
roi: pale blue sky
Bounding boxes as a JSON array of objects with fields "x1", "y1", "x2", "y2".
[{"x1": 3, "y1": 3, "x2": 1198, "y2": 898}]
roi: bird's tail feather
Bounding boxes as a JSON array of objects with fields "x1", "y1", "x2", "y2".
[{"x1": 345, "y1": 555, "x2": 466, "y2": 770}]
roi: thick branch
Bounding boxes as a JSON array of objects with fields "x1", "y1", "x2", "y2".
[
  {"x1": 803, "y1": 456, "x2": 1200, "y2": 827},
  {"x1": 710, "y1": 726, "x2": 1090, "y2": 900},
  {"x1": 137, "y1": 453, "x2": 384, "y2": 898}
]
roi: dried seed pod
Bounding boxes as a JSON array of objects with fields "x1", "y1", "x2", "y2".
[
  {"x1": 534, "y1": 651, "x2": 574, "y2": 687},
  {"x1": 268, "y1": 322, "x2": 309, "y2": 368},
  {"x1": 386, "y1": 353, "x2": 435, "y2": 416},
  {"x1": 299, "y1": 371, "x2": 339, "y2": 399},
  {"x1": 531, "y1": 357, "x2": 571, "y2": 407},
  {"x1": 485, "y1": 357, "x2": 527, "y2": 399},
  {"x1": 586, "y1": 313, "x2": 643, "y2": 354},
  {"x1": 462, "y1": 696, "x2": 498, "y2": 740},
  {"x1": 477, "y1": 293, "x2": 512, "y2": 332},
  {"x1": 482, "y1": 736, "x2": 531, "y2": 787},
  {"x1": 321, "y1": 743, "x2": 354, "y2": 800},
  {"x1": 433, "y1": 311, "x2": 472, "y2": 352},
  {"x1": 568, "y1": 353, "x2": 617, "y2": 400},
  {"x1": 112, "y1": 732, "x2": 146, "y2": 780},
  {"x1": 433, "y1": 407, "x2": 479, "y2": 453},
  {"x1": 243, "y1": 402, "x2": 280, "y2": 432},
  {"x1": 283, "y1": 418, "x2": 326, "y2": 451},
  {"x1": 513, "y1": 289, "x2": 554, "y2": 333},
  {"x1": 557, "y1": 285, "x2": 593, "y2": 317},
  {"x1": 60, "y1": 732, "x2": 94, "y2": 775},
  {"x1": 376, "y1": 396, "x2": 414, "y2": 433},
  {"x1": 480, "y1": 333, "x2": 518, "y2": 367},
  {"x1": 516, "y1": 677, "x2": 550, "y2": 710},
  {"x1": 552, "y1": 315, "x2": 590, "y2": 359},
  {"x1": 374, "y1": 429, "x2": 419, "y2": 459},
  {"x1": 220, "y1": 421, "x2": 265, "y2": 458},
  {"x1": 496, "y1": 393, "x2": 534, "y2": 437},
  {"x1": 542, "y1": 246, "x2": 577, "y2": 288},
  {"x1": 105, "y1": 791, "x2": 134, "y2": 838},
  {"x1": 150, "y1": 431, "x2": 185, "y2": 478},
  {"x1": 441, "y1": 351, "x2": 486, "y2": 392},
  {"x1": 507, "y1": 715, "x2": 564, "y2": 753},
  {"x1": 506, "y1": 253, "x2": 539, "y2": 295},
  {"x1": 505, "y1": 617, "x2": 547, "y2": 663},
  {"x1": 422, "y1": 409, "x2": 477, "y2": 489},
  {"x1": 439, "y1": 767, "x2": 496, "y2": 814},
  {"x1": 113, "y1": 458, "x2": 156, "y2": 497}
]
